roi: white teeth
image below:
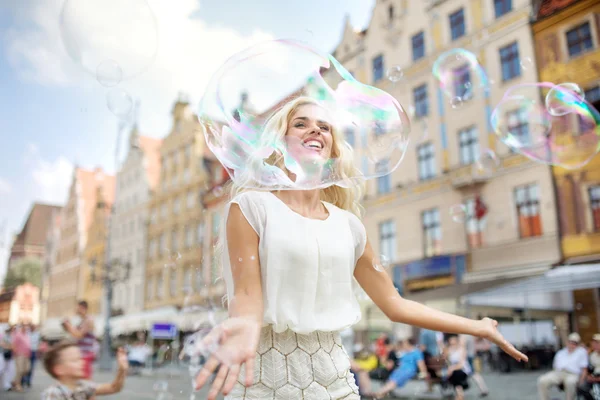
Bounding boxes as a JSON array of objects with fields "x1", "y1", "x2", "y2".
[{"x1": 303, "y1": 140, "x2": 322, "y2": 149}]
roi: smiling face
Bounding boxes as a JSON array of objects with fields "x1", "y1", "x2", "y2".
[{"x1": 285, "y1": 104, "x2": 335, "y2": 163}]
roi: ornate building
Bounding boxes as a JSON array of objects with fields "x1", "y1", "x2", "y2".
[
  {"x1": 328, "y1": 0, "x2": 562, "y2": 338},
  {"x1": 109, "y1": 124, "x2": 162, "y2": 323},
  {"x1": 533, "y1": 0, "x2": 600, "y2": 344}
]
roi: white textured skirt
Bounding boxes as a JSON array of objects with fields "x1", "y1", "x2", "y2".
[{"x1": 227, "y1": 326, "x2": 360, "y2": 399}]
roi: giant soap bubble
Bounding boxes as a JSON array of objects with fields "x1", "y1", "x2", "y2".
[
  {"x1": 491, "y1": 82, "x2": 600, "y2": 170},
  {"x1": 59, "y1": 0, "x2": 158, "y2": 82},
  {"x1": 198, "y1": 40, "x2": 411, "y2": 190}
]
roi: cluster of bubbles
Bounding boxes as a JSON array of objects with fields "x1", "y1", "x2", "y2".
[
  {"x1": 199, "y1": 39, "x2": 411, "y2": 190},
  {"x1": 59, "y1": 0, "x2": 158, "y2": 120},
  {"x1": 492, "y1": 82, "x2": 600, "y2": 169}
]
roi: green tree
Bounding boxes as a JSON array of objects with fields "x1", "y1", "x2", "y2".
[{"x1": 2, "y1": 257, "x2": 42, "y2": 289}]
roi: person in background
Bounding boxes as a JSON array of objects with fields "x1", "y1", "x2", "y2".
[
  {"x1": 126, "y1": 333, "x2": 152, "y2": 374},
  {"x1": 62, "y1": 300, "x2": 96, "y2": 379},
  {"x1": 419, "y1": 328, "x2": 443, "y2": 392},
  {"x1": 41, "y1": 342, "x2": 128, "y2": 400},
  {"x1": 445, "y1": 334, "x2": 471, "y2": 400},
  {"x1": 577, "y1": 333, "x2": 600, "y2": 400},
  {"x1": 460, "y1": 334, "x2": 489, "y2": 397},
  {"x1": 364, "y1": 338, "x2": 429, "y2": 399},
  {"x1": 538, "y1": 332, "x2": 589, "y2": 400},
  {"x1": 0, "y1": 325, "x2": 15, "y2": 392},
  {"x1": 374, "y1": 333, "x2": 389, "y2": 359},
  {"x1": 11, "y1": 324, "x2": 31, "y2": 392},
  {"x1": 22, "y1": 324, "x2": 40, "y2": 388}
]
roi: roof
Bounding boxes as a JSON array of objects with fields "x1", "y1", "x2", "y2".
[
  {"x1": 138, "y1": 135, "x2": 163, "y2": 190},
  {"x1": 536, "y1": 0, "x2": 582, "y2": 19},
  {"x1": 11, "y1": 203, "x2": 62, "y2": 249}
]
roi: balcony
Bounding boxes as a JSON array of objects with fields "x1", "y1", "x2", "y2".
[{"x1": 449, "y1": 163, "x2": 491, "y2": 189}]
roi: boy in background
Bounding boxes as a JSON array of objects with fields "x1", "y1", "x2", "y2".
[{"x1": 41, "y1": 342, "x2": 128, "y2": 400}]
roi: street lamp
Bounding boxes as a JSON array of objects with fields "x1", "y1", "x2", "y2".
[{"x1": 90, "y1": 256, "x2": 131, "y2": 371}]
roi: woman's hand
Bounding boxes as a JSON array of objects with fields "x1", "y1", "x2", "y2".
[
  {"x1": 477, "y1": 317, "x2": 528, "y2": 362},
  {"x1": 194, "y1": 317, "x2": 262, "y2": 400}
]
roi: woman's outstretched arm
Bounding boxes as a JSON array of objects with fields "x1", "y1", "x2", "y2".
[{"x1": 354, "y1": 238, "x2": 527, "y2": 362}]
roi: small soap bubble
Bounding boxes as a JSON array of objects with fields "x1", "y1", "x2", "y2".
[
  {"x1": 520, "y1": 57, "x2": 533, "y2": 71},
  {"x1": 386, "y1": 65, "x2": 404, "y2": 83},
  {"x1": 238, "y1": 257, "x2": 243, "y2": 262},
  {"x1": 165, "y1": 251, "x2": 182, "y2": 269},
  {"x1": 450, "y1": 96, "x2": 463, "y2": 108},
  {"x1": 473, "y1": 149, "x2": 500, "y2": 175},
  {"x1": 106, "y1": 88, "x2": 133, "y2": 119},
  {"x1": 449, "y1": 204, "x2": 467, "y2": 223},
  {"x1": 96, "y1": 59, "x2": 122, "y2": 87},
  {"x1": 373, "y1": 254, "x2": 390, "y2": 272},
  {"x1": 250, "y1": 255, "x2": 256, "y2": 260}
]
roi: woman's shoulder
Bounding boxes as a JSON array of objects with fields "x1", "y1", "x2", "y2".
[{"x1": 230, "y1": 190, "x2": 271, "y2": 205}]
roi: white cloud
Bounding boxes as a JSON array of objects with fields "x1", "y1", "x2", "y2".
[
  {"x1": 0, "y1": 178, "x2": 12, "y2": 195},
  {"x1": 26, "y1": 143, "x2": 73, "y2": 205}
]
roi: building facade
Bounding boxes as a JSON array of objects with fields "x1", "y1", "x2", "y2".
[
  {"x1": 533, "y1": 0, "x2": 600, "y2": 344},
  {"x1": 40, "y1": 210, "x2": 61, "y2": 324},
  {"x1": 44, "y1": 167, "x2": 114, "y2": 338},
  {"x1": 145, "y1": 98, "x2": 207, "y2": 314},
  {"x1": 0, "y1": 283, "x2": 41, "y2": 325},
  {"x1": 7, "y1": 203, "x2": 61, "y2": 270},
  {"x1": 329, "y1": 0, "x2": 561, "y2": 336},
  {"x1": 110, "y1": 126, "x2": 162, "y2": 318}
]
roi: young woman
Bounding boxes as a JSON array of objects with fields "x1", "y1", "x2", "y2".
[
  {"x1": 194, "y1": 97, "x2": 527, "y2": 400},
  {"x1": 445, "y1": 335, "x2": 472, "y2": 400}
]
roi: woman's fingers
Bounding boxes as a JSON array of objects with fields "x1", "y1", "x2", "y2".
[
  {"x1": 498, "y1": 337, "x2": 528, "y2": 362},
  {"x1": 244, "y1": 355, "x2": 256, "y2": 386},
  {"x1": 195, "y1": 356, "x2": 220, "y2": 390},
  {"x1": 222, "y1": 363, "x2": 241, "y2": 395},
  {"x1": 208, "y1": 364, "x2": 229, "y2": 400}
]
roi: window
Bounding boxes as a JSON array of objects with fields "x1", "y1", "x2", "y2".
[
  {"x1": 173, "y1": 196, "x2": 180, "y2": 214},
  {"x1": 185, "y1": 225, "x2": 193, "y2": 248},
  {"x1": 197, "y1": 222, "x2": 204, "y2": 244},
  {"x1": 376, "y1": 160, "x2": 391, "y2": 194},
  {"x1": 494, "y1": 0, "x2": 512, "y2": 18},
  {"x1": 584, "y1": 86, "x2": 600, "y2": 110},
  {"x1": 345, "y1": 128, "x2": 355, "y2": 147},
  {"x1": 372, "y1": 54, "x2": 384, "y2": 82},
  {"x1": 148, "y1": 239, "x2": 156, "y2": 259},
  {"x1": 507, "y1": 108, "x2": 530, "y2": 149},
  {"x1": 449, "y1": 9, "x2": 465, "y2": 41},
  {"x1": 157, "y1": 272, "x2": 164, "y2": 299},
  {"x1": 453, "y1": 65, "x2": 472, "y2": 99},
  {"x1": 195, "y1": 267, "x2": 203, "y2": 291},
  {"x1": 514, "y1": 183, "x2": 542, "y2": 238},
  {"x1": 184, "y1": 146, "x2": 191, "y2": 164},
  {"x1": 388, "y1": 5, "x2": 394, "y2": 23},
  {"x1": 379, "y1": 220, "x2": 396, "y2": 262},
  {"x1": 499, "y1": 42, "x2": 521, "y2": 81},
  {"x1": 159, "y1": 233, "x2": 166, "y2": 255},
  {"x1": 589, "y1": 185, "x2": 600, "y2": 231},
  {"x1": 465, "y1": 198, "x2": 484, "y2": 248},
  {"x1": 169, "y1": 269, "x2": 177, "y2": 297},
  {"x1": 413, "y1": 84, "x2": 429, "y2": 117},
  {"x1": 566, "y1": 22, "x2": 593, "y2": 58},
  {"x1": 160, "y1": 204, "x2": 167, "y2": 219},
  {"x1": 183, "y1": 167, "x2": 191, "y2": 183},
  {"x1": 411, "y1": 31, "x2": 425, "y2": 61},
  {"x1": 422, "y1": 209, "x2": 441, "y2": 257},
  {"x1": 417, "y1": 143, "x2": 436, "y2": 181},
  {"x1": 374, "y1": 121, "x2": 386, "y2": 136},
  {"x1": 183, "y1": 268, "x2": 192, "y2": 294},
  {"x1": 187, "y1": 191, "x2": 195, "y2": 209},
  {"x1": 171, "y1": 229, "x2": 178, "y2": 252},
  {"x1": 458, "y1": 126, "x2": 479, "y2": 165}
]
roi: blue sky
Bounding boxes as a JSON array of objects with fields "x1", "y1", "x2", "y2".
[{"x1": 0, "y1": 0, "x2": 374, "y2": 279}]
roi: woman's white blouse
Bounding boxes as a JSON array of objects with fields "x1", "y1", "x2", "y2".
[{"x1": 221, "y1": 191, "x2": 367, "y2": 334}]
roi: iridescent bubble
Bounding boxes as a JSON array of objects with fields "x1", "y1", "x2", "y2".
[
  {"x1": 449, "y1": 204, "x2": 466, "y2": 223},
  {"x1": 106, "y1": 88, "x2": 133, "y2": 119},
  {"x1": 450, "y1": 96, "x2": 463, "y2": 108},
  {"x1": 199, "y1": 39, "x2": 410, "y2": 191},
  {"x1": 491, "y1": 82, "x2": 600, "y2": 169},
  {"x1": 432, "y1": 48, "x2": 489, "y2": 105},
  {"x1": 96, "y1": 60, "x2": 122, "y2": 87},
  {"x1": 59, "y1": 0, "x2": 158, "y2": 80},
  {"x1": 165, "y1": 251, "x2": 182, "y2": 269},
  {"x1": 386, "y1": 65, "x2": 404, "y2": 83},
  {"x1": 545, "y1": 83, "x2": 585, "y2": 117},
  {"x1": 473, "y1": 149, "x2": 500, "y2": 175}
]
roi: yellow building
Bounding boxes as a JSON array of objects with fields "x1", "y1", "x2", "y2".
[
  {"x1": 145, "y1": 97, "x2": 208, "y2": 320},
  {"x1": 533, "y1": 0, "x2": 600, "y2": 344},
  {"x1": 81, "y1": 186, "x2": 114, "y2": 317}
]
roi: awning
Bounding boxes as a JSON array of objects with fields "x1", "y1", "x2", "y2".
[
  {"x1": 464, "y1": 264, "x2": 600, "y2": 311},
  {"x1": 462, "y1": 263, "x2": 552, "y2": 284},
  {"x1": 404, "y1": 277, "x2": 520, "y2": 303},
  {"x1": 174, "y1": 308, "x2": 228, "y2": 332}
]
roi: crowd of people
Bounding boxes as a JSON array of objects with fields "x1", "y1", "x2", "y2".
[
  {"x1": 346, "y1": 329, "x2": 600, "y2": 400},
  {"x1": 0, "y1": 323, "x2": 45, "y2": 392}
]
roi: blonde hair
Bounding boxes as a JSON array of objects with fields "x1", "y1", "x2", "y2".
[
  {"x1": 214, "y1": 96, "x2": 364, "y2": 295},
  {"x1": 228, "y1": 96, "x2": 364, "y2": 216}
]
